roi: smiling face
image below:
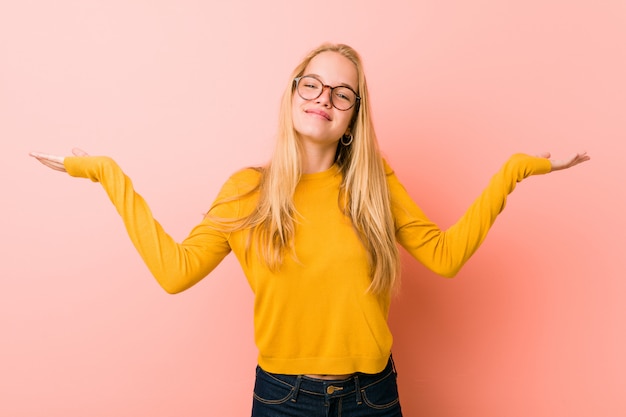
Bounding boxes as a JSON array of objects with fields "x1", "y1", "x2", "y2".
[{"x1": 291, "y1": 51, "x2": 359, "y2": 151}]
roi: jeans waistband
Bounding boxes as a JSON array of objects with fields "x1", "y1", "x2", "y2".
[{"x1": 256, "y1": 355, "x2": 396, "y2": 403}]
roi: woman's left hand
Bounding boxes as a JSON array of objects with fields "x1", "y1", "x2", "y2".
[{"x1": 536, "y1": 151, "x2": 590, "y2": 171}]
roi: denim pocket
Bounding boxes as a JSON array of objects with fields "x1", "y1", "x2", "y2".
[
  {"x1": 360, "y1": 370, "x2": 400, "y2": 410},
  {"x1": 253, "y1": 367, "x2": 294, "y2": 405}
]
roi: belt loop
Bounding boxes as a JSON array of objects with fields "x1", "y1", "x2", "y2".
[
  {"x1": 354, "y1": 375, "x2": 362, "y2": 404},
  {"x1": 290, "y1": 375, "x2": 303, "y2": 402},
  {"x1": 390, "y1": 354, "x2": 397, "y2": 374}
]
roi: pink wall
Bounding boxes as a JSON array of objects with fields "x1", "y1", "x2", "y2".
[{"x1": 2, "y1": 1, "x2": 624, "y2": 416}]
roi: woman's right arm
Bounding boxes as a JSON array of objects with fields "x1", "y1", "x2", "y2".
[{"x1": 30, "y1": 149, "x2": 233, "y2": 294}]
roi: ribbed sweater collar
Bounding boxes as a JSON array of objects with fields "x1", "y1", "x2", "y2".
[{"x1": 299, "y1": 164, "x2": 341, "y2": 182}]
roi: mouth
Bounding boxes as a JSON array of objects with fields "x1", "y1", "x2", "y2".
[{"x1": 305, "y1": 108, "x2": 331, "y2": 121}]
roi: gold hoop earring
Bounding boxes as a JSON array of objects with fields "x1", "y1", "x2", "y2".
[{"x1": 341, "y1": 133, "x2": 353, "y2": 146}]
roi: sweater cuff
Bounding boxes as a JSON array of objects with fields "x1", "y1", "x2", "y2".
[
  {"x1": 529, "y1": 155, "x2": 553, "y2": 175},
  {"x1": 510, "y1": 153, "x2": 553, "y2": 177},
  {"x1": 63, "y1": 156, "x2": 115, "y2": 182},
  {"x1": 63, "y1": 156, "x2": 89, "y2": 178}
]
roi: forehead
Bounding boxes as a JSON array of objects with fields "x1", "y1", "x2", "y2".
[{"x1": 304, "y1": 51, "x2": 358, "y2": 89}]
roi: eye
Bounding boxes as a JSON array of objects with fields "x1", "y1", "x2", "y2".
[
  {"x1": 334, "y1": 89, "x2": 353, "y2": 103},
  {"x1": 300, "y1": 76, "x2": 321, "y2": 89}
]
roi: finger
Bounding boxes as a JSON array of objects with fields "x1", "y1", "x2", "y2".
[
  {"x1": 550, "y1": 151, "x2": 590, "y2": 171},
  {"x1": 72, "y1": 147, "x2": 89, "y2": 156},
  {"x1": 577, "y1": 151, "x2": 590, "y2": 162},
  {"x1": 535, "y1": 152, "x2": 551, "y2": 159},
  {"x1": 568, "y1": 152, "x2": 589, "y2": 166},
  {"x1": 29, "y1": 152, "x2": 64, "y2": 164},
  {"x1": 35, "y1": 158, "x2": 66, "y2": 172}
]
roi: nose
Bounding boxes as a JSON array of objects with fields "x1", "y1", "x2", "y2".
[{"x1": 315, "y1": 85, "x2": 333, "y2": 107}]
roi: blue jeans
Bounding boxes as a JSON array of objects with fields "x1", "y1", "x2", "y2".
[{"x1": 251, "y1": 356, "x2": 403, "y2": 417}]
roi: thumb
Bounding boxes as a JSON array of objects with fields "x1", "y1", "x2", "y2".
[{"x1": 72, "y1": 147, "x2": 89, "y2": 157}]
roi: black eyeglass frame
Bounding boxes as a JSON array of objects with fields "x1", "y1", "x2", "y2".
[{"x1": 293, "y1": 75, "x2": 361, "y2": 111}]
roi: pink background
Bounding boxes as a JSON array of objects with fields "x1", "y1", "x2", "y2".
[{"x1": 2, "y1": 1, "x2": 624, "y2": 416}]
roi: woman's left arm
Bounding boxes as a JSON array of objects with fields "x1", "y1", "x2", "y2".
[{"x1": 389, "y1": 151, "x2": 589, "y2": 277}]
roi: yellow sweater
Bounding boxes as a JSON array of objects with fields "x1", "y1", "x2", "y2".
[{"x1": 64, "y1": 154, "x2": 551, "y2": 375}]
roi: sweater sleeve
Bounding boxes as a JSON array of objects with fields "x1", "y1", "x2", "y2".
[
  {"x1": 388, "y1": 153, "x2": 552, "y2": 277},
  {"x1": 64, "y1": 156, "x2": 238, "y2": 293}
]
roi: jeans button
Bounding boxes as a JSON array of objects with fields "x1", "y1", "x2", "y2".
[{"x1": 327, "y1": 385, "x2": 343, "y2": 394}]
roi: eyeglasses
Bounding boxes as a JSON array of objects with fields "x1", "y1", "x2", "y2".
[{"x1": 294, "y1": 75, "x2": 361, "y2": 111}]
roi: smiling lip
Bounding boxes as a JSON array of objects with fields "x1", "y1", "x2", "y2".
[{"x1": 305, "y1": 108, "x2": 331, "y2": 121}]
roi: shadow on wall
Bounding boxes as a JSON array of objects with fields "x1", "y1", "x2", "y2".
[{"x1": 389, "y1": 241, "x2": 544, "y2": 416}]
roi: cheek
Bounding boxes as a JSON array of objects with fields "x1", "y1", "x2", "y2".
[
  {"x1": 337, "y1": 111, "x2": 354, "y2": 132},
  {"x1": 291, "y1": 94, "x2": 306, "y2": 128},
  {"x1": 291, "y1": 100, "x2": 301, "y2": 125},
  {"x1": 291, "y1": 92, "x2": 303, "y2": 114},
  {"x1": 291, "y1": 98, "x2": 307, "y2": 133}
]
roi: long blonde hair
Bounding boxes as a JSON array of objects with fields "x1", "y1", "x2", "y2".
[{"x1": 214, "y1": 43, "x2": 400, "y2": 296}]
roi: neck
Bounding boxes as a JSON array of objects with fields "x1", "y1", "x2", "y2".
[{"x1": 301, "y1": 142, "x2": 338, "y2": 174}]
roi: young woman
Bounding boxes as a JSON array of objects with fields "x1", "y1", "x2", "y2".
[{"x1": 30, "y1": 43, "x2": 589, "y2": 416}]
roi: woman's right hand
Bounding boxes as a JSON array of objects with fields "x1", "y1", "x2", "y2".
[{"x1": 29, "y1": 148, "x2": 89, "y2": 173}]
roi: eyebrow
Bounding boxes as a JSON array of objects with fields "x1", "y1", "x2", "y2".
[{"x1": 305, "y1": 73, "x2": 358, "y2": 92}]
